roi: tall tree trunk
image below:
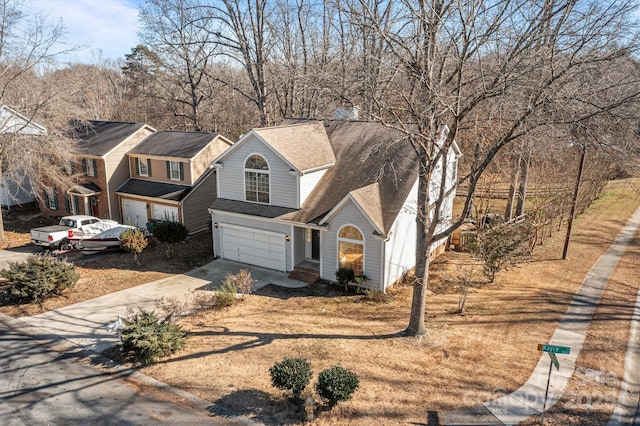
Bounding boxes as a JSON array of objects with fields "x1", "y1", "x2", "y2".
[
  {"x1": 516, "y1": 151, "x2": 530, "y2": 217},
  {"x1": 0, "y1": 165, "x2": 5, "y2": 242},
  {"x1": 406, "y1": 163, "x2": 431, "y2": 336},
  {"x1": 505, "y1": 156, "x2": 521, "y2": 221}
]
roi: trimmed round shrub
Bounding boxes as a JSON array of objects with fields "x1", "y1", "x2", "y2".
[
  {"x1": 119, "y1": 308, "x2": 187, "y2": 365},
  {"x1": 269, "y1": 357, "x2": 313, "y2": 399},
  {"x1": 316, "y1": 365, "x2": 359, "y2": 408},
  {"x1": 0, "y1": 255, "x2": 79, "y2": 304}
]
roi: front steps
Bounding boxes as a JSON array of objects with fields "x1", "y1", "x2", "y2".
[{"x1": 288, "y1": 264, "x2": 320, "y2": 284}]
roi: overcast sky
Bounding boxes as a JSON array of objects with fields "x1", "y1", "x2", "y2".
[{"x1": 29, "y1": 0, "x2": 143, "y2": 64}]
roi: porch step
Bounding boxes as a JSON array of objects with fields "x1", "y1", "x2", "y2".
[{"x1": 288, "y1": 266, "x2": 320, "y2": 284}]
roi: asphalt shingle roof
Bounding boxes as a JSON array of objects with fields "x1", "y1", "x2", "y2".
[
  {"x1": 209, "y1": 199, "x2": 298, "y2": 219},
  {"x1": 129, "y1": 131, "x2": 229, "y2": 158},
  {"x1": 116, "y1": 179, "x2": 191, "y2": 201},
  {"x1": 289, "y1": 120, "x2": 418, "y2": 233},
  {"x1": 252, "y1": 121, "x2": 336, "y2": 172},
  {"x1": 69, "y1": 120, "x2": 149, "y2": 156}
]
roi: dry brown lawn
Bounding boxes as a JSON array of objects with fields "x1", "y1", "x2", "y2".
[
  {"x1": 138, "y1": 179, "x2": 639, "y2": 425},
  {"x1": 1, "y1": 179, "x2": 638, "y2": 425}
]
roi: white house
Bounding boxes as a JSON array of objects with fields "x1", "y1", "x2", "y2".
[
  {"x1": 208, "y1": 119, "x2": 461, "y2": 291},
  {"x1": 0, "y1": 105, "x2": 47, "y2": 207}
]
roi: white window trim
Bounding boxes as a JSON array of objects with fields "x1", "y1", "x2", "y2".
[
  {"x1": 139, "y1": 158, "x2": 149, "y2": 177},
  {"x1": 243, "y1": 153, "x2": 271, "y2": 205},
  {"x1": 86, "y1": 158, "x2": 95, "y2": 177},
  {"x1": 336, "y1": 224, "x2": 365, "y2": 275},
  {"x1": 169, "y1": 161, "x2": 181, "y2": 181},
  {"x1": 46, "y1": 189, "x2": 56, "y2": 209}
]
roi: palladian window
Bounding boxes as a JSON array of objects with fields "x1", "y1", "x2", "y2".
[
  {"x1": 245, "y1": 155, "x2": 270, "y2": 203},
  {"x1": 338, "y1": 225, "x2": 364, "y2": 275}
]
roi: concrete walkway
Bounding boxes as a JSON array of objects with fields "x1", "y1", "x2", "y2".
[
  {"x1": 441, "y1": 204, "x2": 640, "y2": 426},
  {"x1": 20, "y1": 259, "x2": 307, "y2": 353},
  {"x1": 608, "y1": 277, "x2": 640, "y2": 426}
]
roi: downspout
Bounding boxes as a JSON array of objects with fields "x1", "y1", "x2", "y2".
[
  {"x1": 380, "y1": 237, "x2": 386, "y2": 291},
  {"x1": 290, "y1": 224, "x2": 294, "y2": 272}
]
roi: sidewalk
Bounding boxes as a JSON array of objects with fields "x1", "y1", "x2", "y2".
[{"x1": 440, "y1": 204, "x2": 640, "y2": 426}]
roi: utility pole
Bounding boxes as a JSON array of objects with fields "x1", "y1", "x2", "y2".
[{"x1": 562, "y1": 144, "x2": 586, "y2": 260}]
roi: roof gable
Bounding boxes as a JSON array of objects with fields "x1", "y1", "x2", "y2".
[
  {"x1": 129, "y1": 131, "x2": 232, "y2": 159},
  {"x1": 319, "y1": 183, "x2": 385, "y2": 235},
  {"x1": 215, "y1": 122, "x2": 335, "y2": 173},
  {"x1": 0, "y1": 105, "x2": 47, "y2": 135}
]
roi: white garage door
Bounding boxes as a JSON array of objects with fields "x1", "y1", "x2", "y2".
[
  {"x1": 152, "y1": 204, "x2": 179, "y2": 222},
  {"x1": 221, "y1": 225, "x2": 286, "y2": 272},
  {"x1": 122, "y1": 199, "x2": 148, "y2": 228}
]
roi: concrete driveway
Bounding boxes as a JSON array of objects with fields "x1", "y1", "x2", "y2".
[
  {"x1": 0, "y1": 246, "x2": 36, "y2": 271},
  {"x1": 20, "y1": 259, "x2": 307, "y2": 353}
]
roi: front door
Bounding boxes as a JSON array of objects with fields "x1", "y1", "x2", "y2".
[
  {"x1": 90, "y1": 196, "x2": 99, "y2": 216},
  {"x1": 311, "y1": 229, "x2": 320, "y2": 260}
]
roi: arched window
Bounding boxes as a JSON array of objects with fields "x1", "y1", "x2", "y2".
[
  {"x1": 338, "y1": 225, "x2": 364, "y2": 275},
  {"x1": 245, "y1": 155, "x2": 269, "y2": 203}
]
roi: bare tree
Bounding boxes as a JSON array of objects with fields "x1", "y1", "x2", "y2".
[
  {"x1": 342, "y1": 0, "x2": 640, "y2": 335},
  {"x1": 0, "y1": 0, "x2": 81, "y2": 240},
  {"x1": 199, "y1": 0, "x2": 272, "y2": 126},
  {"x1": 139, "y1": 0, "x2": 220, "y2": 131}
]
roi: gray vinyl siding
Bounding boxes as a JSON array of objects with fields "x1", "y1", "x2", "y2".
[
  {"x1": 210, "y1": 211, "x2": 294, "y2": 270},
  {"x1": 293, "y1": 226, "x2": 306, "y2": 265},
  {"x1": 183, "y1": 171, "x2": 217, "y2": 234},
  {"x1": 299, "y1": 169, "x2": 326, "y2": 207},
  {"x1": 320, "y1": 201, "x2": 383, "y2": 288},
  {"x1": 217, "y1": 135, "x2": 298, "y2": 208}
]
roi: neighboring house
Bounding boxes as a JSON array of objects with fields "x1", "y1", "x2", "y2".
[
  {"x1": 116, "y1": 131, "x2": 233, "y2": 233},
  {"x1": 209, "y1": 119, "x2": 461, "y2": 291},
  {"x1": 0, "y1": 105, "x2": 47, "y2": 207},
  {"x1": 39, "y1": 120, "x2": 155, "y2": 222}
]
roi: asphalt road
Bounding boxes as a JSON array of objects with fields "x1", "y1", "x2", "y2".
[{"x1": 0, "y1": 317, "x2": 244, "y2": 425}]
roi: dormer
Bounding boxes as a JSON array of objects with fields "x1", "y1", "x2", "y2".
[{"x1": 213, "y1": 122, "x2": 336, "y2": 209}]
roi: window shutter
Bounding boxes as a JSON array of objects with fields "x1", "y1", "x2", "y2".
[
  {"x1": 43, "y1": 190, "x2": 50, "y2": 208},
  {"x1": 65, "y1": 194, "x2": 71, "y2": 213},
  {"x1": 81, "y1": 158, "x2": 87, "y2": 174},
  {"x1": 135, "y1": 158, "x2": 140, "y2": 175},
  {"x1": 147, "y1": 159, "x2": 152, "y2": 176},
  {"x1": 179, "y1": 163, "x2": 184, "y2": 180},
  {"x1": 166, "y1": 161, "x2": 170, "y2": 178},
  {"x1": 92, "y1": 159, "x2": 98, "y2": 176}
]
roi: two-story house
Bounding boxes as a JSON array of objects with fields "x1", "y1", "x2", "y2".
[
  {"x1": 39, "y1": 120, "x2": 155, "y2": 221},
  {"x1": 116, "y1": 131, "x2": 233, "y2": 233},
  {"x1": 0, "y1": 105, "x2": 48, "y2": 208},
  {"x1": 209, "y1": 119, "x2": 461, "y2": 291}
]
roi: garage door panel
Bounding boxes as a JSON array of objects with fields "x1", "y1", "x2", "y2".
[
  {"x1": 220, "y1": 225, "x2": 286, "y2": 271},
  {"x1": 123, "y1": 200, "x2": 148, "y2": 228},
  {"x1": 152, "y1": 204, "x2": 179, "y2": 222},
  {"x1": 253, "y1": 240, "x2": 271, "y2": 251}
]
